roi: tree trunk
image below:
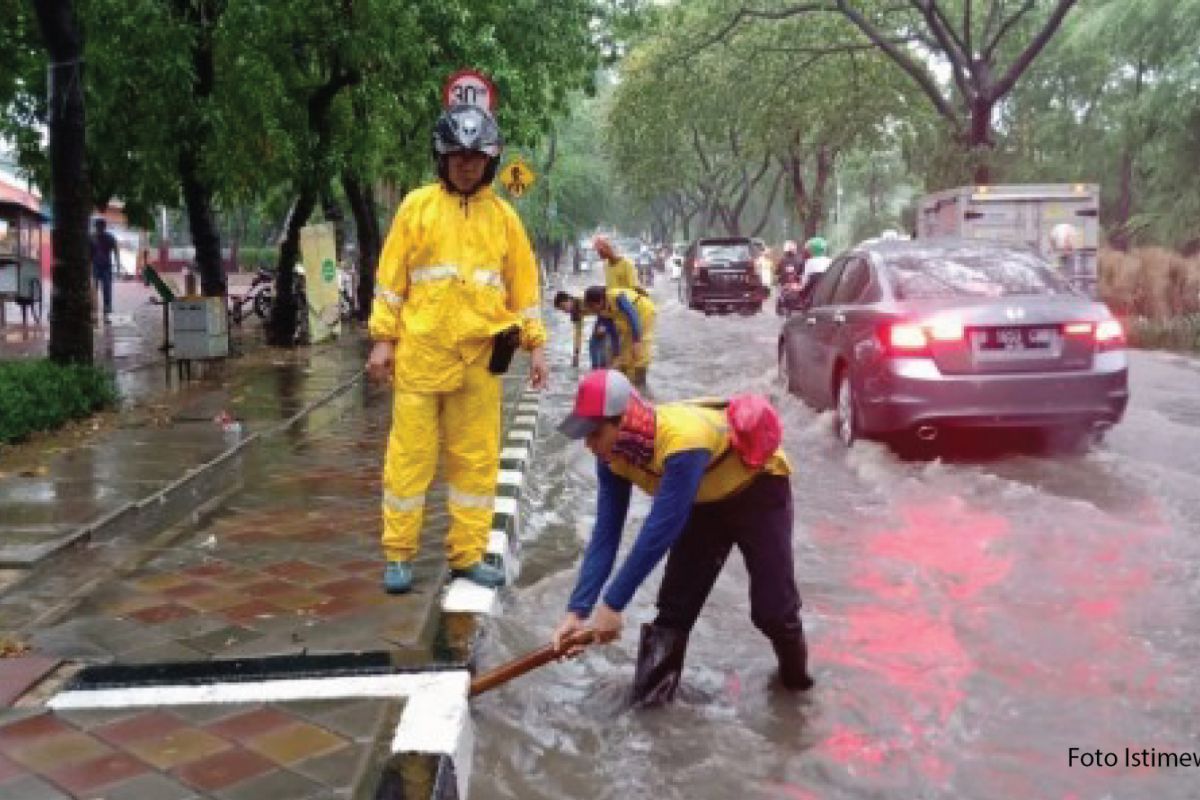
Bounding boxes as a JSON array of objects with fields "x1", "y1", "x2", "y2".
[
  {"x1": 267, "y1": 191, "x2": 315, "y2": 345},
  {"x1": 343, "y1": 171, "x2": 379, "y2": 322},
  {"x1": 1109, "y1": 148, "x2": 1135, "y2": 251},
  {"x1": 33, "y1": 0, "x2": 92, "y2": 365},
  {"x1": 174, "y1": 0, "x2": 224, "y2": 297},
  {"x1": 969, "y1": 97, "x2": 994, "y2": 184},
  {"x1": 267, "y1": 68, "x2": 359, "y2": 345},
  {"x1": 180, "y1": 150, "x2": 225, "y2": 295},
  {"x1": 806, "y1": 147, "x2": 835, "y2": 239}
]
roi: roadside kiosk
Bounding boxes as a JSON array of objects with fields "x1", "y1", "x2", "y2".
[{"x1": 0, "y1": 200, "x2": 46, "y2": 327}]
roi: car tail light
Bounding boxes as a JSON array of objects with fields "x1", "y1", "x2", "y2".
[
  {"x1": 1063, "y1": 322, "x2": 1094, "y2": 336},
  {"x1": 884, "y1": 317, "x2": 964, "y2": 355},
  {"x1": 1095, "y1": 319, "x2": 1125, "y2": 350},
  {"x1": 888, "y1": 323, "x2": 929, "y2": 352}
]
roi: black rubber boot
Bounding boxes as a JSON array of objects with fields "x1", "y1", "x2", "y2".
[
  {"x1": 630, "y1": 623, "x2": 689, "y2": 708},
  {"x1": 771, "y1": 628, "x2": 815, "y2": 691}
]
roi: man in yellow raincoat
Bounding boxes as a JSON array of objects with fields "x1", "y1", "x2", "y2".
[
  {"x1": 582, "y1": 285, "x2": 655, "y2": 388},
  {"x1": 593, "y1": 235, "x2": 637, "y2": 291},
  {"x1": 366, "y1": 104, "x2": 549, "y2": 594}
]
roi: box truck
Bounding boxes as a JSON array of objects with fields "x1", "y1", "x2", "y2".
[{"x1": 917, "y1": 183, "x2": 1100, "y2": 296}]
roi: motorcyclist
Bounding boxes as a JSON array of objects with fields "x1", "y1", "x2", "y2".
[
  {"x1": 366, "y1": 103, "x2": 549, "y2": 595},
  {"x1": 774, "y1": 240, "x2": 804, "y2": 286},
  {"x1": 800, "y1": 236, "x2": 833, "y2": 299}
]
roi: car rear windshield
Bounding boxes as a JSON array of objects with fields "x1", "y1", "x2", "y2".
[
  {"x1": 700, "y1": 242, "x2": 753, "y2": 262},
  {"x1": 884, "y1": 250, "x2": 1074, "y2": 299}
]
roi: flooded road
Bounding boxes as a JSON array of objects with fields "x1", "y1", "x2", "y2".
[{"x1": 472, "y1": 277, "x2": 1200, "y2": 800}]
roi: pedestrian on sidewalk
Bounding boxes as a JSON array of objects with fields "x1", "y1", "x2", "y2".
[
  {"x1": 365, "y1": 104, "x2": 550, "y2": 595},
  {"x1": 553, "y1": 290, "x2": 618, "y2": 369},
  {"x1": 553, "y1": 369, "x2": 814, "y2": 706},
  {"x1": 582, "y1": 285, "x2": 655, "y2": 389},
  {"x1": 90, "y1": 218, "x2": 121, "y2": 322}
]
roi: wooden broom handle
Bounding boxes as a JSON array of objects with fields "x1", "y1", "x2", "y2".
[{"x1": 469, "y1": 629, "x2": 596, "y2": 697}]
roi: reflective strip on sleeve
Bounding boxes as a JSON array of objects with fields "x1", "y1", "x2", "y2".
[
  {"x1": 519, "y1": 306, "x2": 542, "y2": 320},
  {"x1": 448, "y1": 487, "x2": 495, "y2": 510},
  {"x1": 383, "y1": 491, "x2": 425, "y2": 513},
  {"x1": 473, "y1": 270, "x2": 505, "y2": 290},
  {"x1": 375, "y1": 287, "x2": 405, "y2": 306},
  {"x1": 410, "y1": 265, "x2": 460, "y2": 284}
]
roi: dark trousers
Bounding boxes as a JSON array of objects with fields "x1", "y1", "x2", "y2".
[
  {"x1": 93, "y1": 265, "x2": 113, "y2": 314},
  {"x1": 654, "y1": 474, "x2": 803, "y2": 642}
]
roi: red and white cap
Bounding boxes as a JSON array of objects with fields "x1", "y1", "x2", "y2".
[{"x1": 557, "y1": 369, "x2": 634, "y2": 439}]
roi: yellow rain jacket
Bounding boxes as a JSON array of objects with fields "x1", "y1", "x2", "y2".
[
  {"x1": 602, "y1": 287, "x2": 656, "y2": 371},
  {"x1": 608, "y1": 405, "x2": 790, "y2": 503},
  {"x1": 605, "y1": 256, "x2": 637, "y2": 291},
  {"x1": 369, "y1": 183, "x2": 546, "y2": 393}
]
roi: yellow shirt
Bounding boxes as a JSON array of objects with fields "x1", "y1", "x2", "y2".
[
  {"x1": 607, "y1": 405, "x2": 790, "y2": 503},
  {"x1": 605, "y1": 257, "x2": 637, "y2": 291}
]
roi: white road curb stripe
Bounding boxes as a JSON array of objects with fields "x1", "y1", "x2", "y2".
[
  {"x1": 497, "y1": 470, "x2": 523, "y2": 488},
  {"x1": 442, "y1": 579, "x2": 498, "y2": 615},
  {"x1": 500, "y1": 446, "x2": 529, "y2": 461},
  {"x1": 507, "y1": 429, "x2": 535, "y2": 442},
  {"x1": 493, "y1": 496, "x2": 518, "y2": 517},
  {"x1": 48, "y1": 671, "x2": 469, "y2": 711}
]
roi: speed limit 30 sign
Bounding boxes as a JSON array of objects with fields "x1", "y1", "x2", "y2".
[{"x1": 443, "y1": 69, "x2": 498, "y2": 113}]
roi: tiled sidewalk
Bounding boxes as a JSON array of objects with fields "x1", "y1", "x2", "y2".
[{"x1": 0, "y1": 698, "x2": 396, "y2": 799}]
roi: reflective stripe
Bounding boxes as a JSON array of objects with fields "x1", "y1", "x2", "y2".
[
  {"x1": 448, "y1": 487, "x2": 495, "y2": 510},
  {"x1": 473, "y1": 270, "x2": 504, "y2": 290},
  {"x1": 383, "y1": 491, "x2": 425, "y2": 513},
  {"x1": 520, "y1": 306, "x2": 541, "y2": 320},
  {"x1": 375, "y1": 287, "x2": 404, "y2": 306},
  {"x1": 410, "y1": 265, "x2": 460, "y2": 284}
]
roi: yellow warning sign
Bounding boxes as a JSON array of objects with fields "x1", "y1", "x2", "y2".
[{"x1": 500, "y1": 158, "x2": 536, "y2": 198}]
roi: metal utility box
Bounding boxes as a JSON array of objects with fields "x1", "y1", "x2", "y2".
[
  {"x1": 917, "y1": 184, "x2": 1101, "y2": 296},
  {"x1": 170, "y1": 297, "x2": 229, "y2": 359}
]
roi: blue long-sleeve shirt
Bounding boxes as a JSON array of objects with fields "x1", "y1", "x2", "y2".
[
  {"x1": 567, "y1": 449, "x2": 710, "y2": 615},
  {"x1": 614, "y1": 293, "x2": 642, "y2": 341}
]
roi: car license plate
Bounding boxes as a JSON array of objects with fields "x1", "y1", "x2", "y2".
[{"x1": 974, "y1": 327, "x2": 1055, "y2": 352}]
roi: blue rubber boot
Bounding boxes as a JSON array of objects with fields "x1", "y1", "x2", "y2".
[
  {"x1": 383, "y1": 561, "x2": 413, "y2": 594},
  {"x1": 451, "y1": 561, "x2": 506, "y2": 589}
]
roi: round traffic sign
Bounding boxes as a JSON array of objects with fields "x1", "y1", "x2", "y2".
[{"x1": 443, "y1": 69, "x2": 498, "y2": 113}]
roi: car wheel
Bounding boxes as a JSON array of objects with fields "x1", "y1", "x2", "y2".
[{"x1": 833, "y1": 370, "x2": 859, "y2": 448}]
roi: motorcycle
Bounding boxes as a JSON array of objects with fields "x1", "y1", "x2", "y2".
[{"x1": 775, "y1": 265, "x2": 806, "y2": 317}]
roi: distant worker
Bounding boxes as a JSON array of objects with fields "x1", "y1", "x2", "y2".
[
  {"x1": 553, "y1": 370, "x2": 815, "y2": 707},
  {"x1": 554, "y1": 290, "x2": 620, "y2": 369},
  {"x1": 366, "y1": 103, "x2": 549, "y2": 595},
  {"x1": 583, "y1": 285, "x2": 655, "y2": 388},
  {"x1": 593, "y1": 236, "x2": 637, "y2": 291}
]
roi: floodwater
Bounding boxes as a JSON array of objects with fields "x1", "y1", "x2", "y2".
[{"x1": 471, "y1": 274, "x2": 1200, "y2": 800}]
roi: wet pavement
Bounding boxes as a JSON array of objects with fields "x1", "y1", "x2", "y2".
[
  {"x1": 0, "y1": 699, "x2": 398, "y2": 799},
  {"x1": 470, "y1": 275, "x2": 1200, "y2": 800},
  {"x1": 0, "y1": 298, "x2": 538, "y2": 797}
]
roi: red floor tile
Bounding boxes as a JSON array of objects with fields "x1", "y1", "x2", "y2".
[
  {"x1": 161, "y1": 581, "x2": 217, "y2": 600},
  {"x1": 93, "y1": 710, "x2": 186, "y2": 746},
  {"x1": 221, "y1": 600, "x2": 283, "y2": 625},
  {"x1": 205, "y1": 708, "x2": 293, "y2": 742},
  {"x1": 0, "y1": 713, "x2": 74, "y2": 748},
  {"x1": 172, "y1": 747, "x2": 275, "y2": 791},
  {"x1": 0, "y1": 657, "x2": 61, "y2": 706},
  {"x1": 185, "y1": 562, "x2": 232, "y2": 578},
  {"x1": 241, "y1": 579, "x2": 297, "y2": 597},
  {"x1": 45, "y1": 751, "x2": 152, "y2": 795},
  {"x1": 128, "y1": 603, "x2": 198, "y2": 624}
]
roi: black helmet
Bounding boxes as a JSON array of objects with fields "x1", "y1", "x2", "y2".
[{"x1": 432, "y1": 104, "x2": 503, "y2": 193}]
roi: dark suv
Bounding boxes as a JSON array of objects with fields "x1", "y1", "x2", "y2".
[{"x1": 680, "y1": 236, "x2": 767, "y2": 315}]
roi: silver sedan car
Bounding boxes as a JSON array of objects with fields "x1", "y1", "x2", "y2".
[{"x1": 778, "y1": 238, "x2": 1129, "y2": 447}]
